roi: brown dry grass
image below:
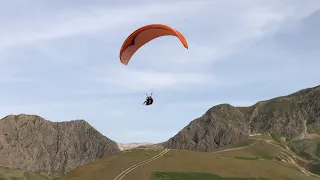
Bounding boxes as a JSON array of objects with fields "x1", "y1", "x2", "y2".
[
  {"x1": 58, "y1": 148, "x2": 163, "y2": 180},
  {"x1": 58, "y1": 138, "x2": 319, "y2": 180},
  {"x1": 0, "y1": 166, "x2": 62, "y2": 180},
  {"x1": 123, "y1": 149, "x2": 317, "y2": 180}
]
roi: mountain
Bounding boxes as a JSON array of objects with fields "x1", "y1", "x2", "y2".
[
  {"x1": 0, "y1": 114, "x2": 120, "y2": 173},
  {"x1": 164, "y1": 85, "x2": 320, "y2": 151},
  {"x1": 117, "y1": 142, "x2": 153, "y2": 151}
]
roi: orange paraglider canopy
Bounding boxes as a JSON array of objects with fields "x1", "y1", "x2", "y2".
[{"x1": 119, "y1": 24, "x2": 188, "y2": 65}]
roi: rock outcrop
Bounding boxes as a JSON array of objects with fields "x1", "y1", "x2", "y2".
[
  {"x1": 164, "y1": 85, "x2": 320, "y2": 151},
  {"x1": 0, "y1": 114, "x2": 120, "y2": 172}
]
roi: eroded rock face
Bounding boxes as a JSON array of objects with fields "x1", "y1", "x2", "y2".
[
  {"x1": 164, "y1": 85, "x2": 320, "y2": 151},
  {"x1": 249, "y1": 85, "x2": 320, "y2": 139},
  {"x1": 0, "y1": 114, "x2": 120, "y2": 172},
  {"x1": 164, "y1": 104, "x2": 249, "y2": 152}
]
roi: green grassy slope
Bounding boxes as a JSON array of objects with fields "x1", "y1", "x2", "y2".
[
  {"x1": 153, "y1": 172, "x2": 268, "y2": 180},
  {"x1": 56, "y1": 134, "x2": 319, "y2": 180},
  {"x1": 2, "y1": 134, "x2": 319, "y2": 180},
  {"x1": 0, "y1": 167, "x2": 62, "y2": 180},
  {"x1": 289, "y1": 135, "x2": 320, "y2": 174}
]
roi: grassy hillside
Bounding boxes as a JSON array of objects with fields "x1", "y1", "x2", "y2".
[
  {"x1": 289, "y1": 135, "x2": 320, "y2": 174},
  {"x1": 58, "y1": 148, "x2": 164, "y2": 180},
  {"x1": 153, "y1": 172, "x2": 268, "y2": 180},
  {"x1": 290, "y1": 136, "x2": 320, "y2": 160},
  {"x1": 2, "y1": 134, "x2": 318, "y2": 180},
  {"x1": 56, "y1": 135, "x2": 319, "y2": 180},
  {"x1": 0, "y1": 167, "x2": 62, "y2": 180}
]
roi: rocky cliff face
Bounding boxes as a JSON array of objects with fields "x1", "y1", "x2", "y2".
[
  {"x1": 0, "y1": 114, "x2": 120, "y2": 172},
  {"x1": 164, "y1": 85, "x2": 320, "y2": 151}
]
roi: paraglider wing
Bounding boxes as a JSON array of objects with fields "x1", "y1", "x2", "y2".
[{"x1": 119, "y1": 24, "x2": 188, "y2": 65}]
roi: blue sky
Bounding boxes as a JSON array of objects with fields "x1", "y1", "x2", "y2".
[{"x1": 0, "y1": 0, "x2": 319, "y2": 143}]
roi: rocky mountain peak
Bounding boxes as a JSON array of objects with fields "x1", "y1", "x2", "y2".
[
  {"x1": 0, "y1": 114, "x2": 120, "y2": 172},
  {"x1": 164, "y1": 85, "x2": 320, "y2": 151}
]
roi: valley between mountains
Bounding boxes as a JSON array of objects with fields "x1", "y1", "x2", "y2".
[{"x1": 0, "y1": 85, "x2": 319, "y2": 180}]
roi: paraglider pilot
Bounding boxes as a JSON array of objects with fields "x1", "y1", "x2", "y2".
[{"x1": 143, "y1": 93, "x2": 153, "y2": 106}]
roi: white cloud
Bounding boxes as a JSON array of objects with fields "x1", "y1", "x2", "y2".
[
  {"x1": 0, "y1": 1, "x2": 214, "y2": 51},
  {"x1": 120, "y1": 0, "x2": 310, "y2": 70},
  {"x1": 83, "y1": 2, "x2": 301, "y2": 94},
  {"x1": 95, "y1": 68, "x2": 213, "y2": 93}
]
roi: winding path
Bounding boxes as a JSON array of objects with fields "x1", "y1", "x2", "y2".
[
  {"x1": 112, "y1": 148, "x2": 170, "y2": 180},
  {"x1": 212, "y1": 143, "x2": 254, "y2": 153}
]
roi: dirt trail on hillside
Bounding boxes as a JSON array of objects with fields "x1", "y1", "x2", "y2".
[{"x1": 112, "y1": 148, "x2": 170, "y2": 180}]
